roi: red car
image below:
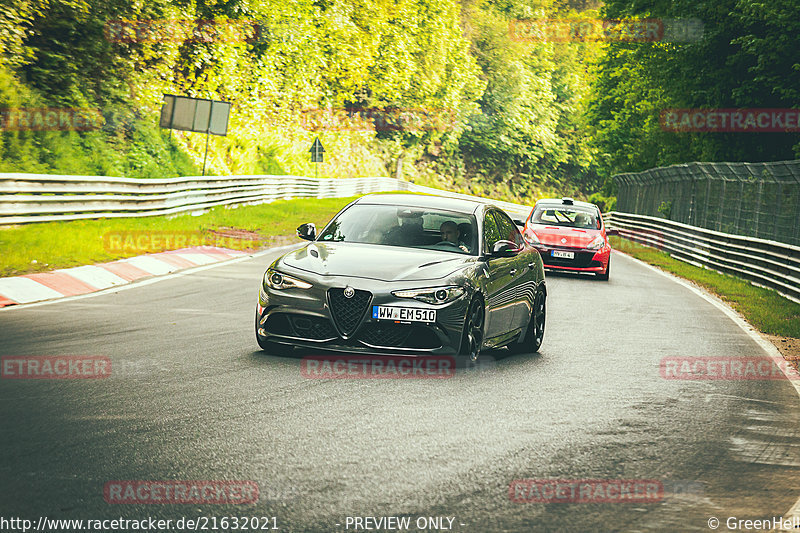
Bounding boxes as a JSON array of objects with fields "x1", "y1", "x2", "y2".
[{"x1": 521, "y1": 197, "x2": 613, "y2": 280}]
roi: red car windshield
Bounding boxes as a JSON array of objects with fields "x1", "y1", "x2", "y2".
[{"x1": 530, "y1": 206, "x2": 599, "y2": 229}]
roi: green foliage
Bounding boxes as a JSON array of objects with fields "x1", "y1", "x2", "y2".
[
  {"x1": 0, "y1": 0, "x2": 605, "y2": 201},
  {"x1": 0, "y1": 65, "x2": 199, "y2": 176},
  {"x1": 588, "y1": 0, "x2": 800, "y2": 178},
  {"x1": 657, "y1": 200, "x2": 672, "y2": 219},
  {"x1": 452, "y1": 1, "x2": 603, "y2": 199},
  {"x1": 4, "y1": 0, "x2": 798, "y2": 200},
  {"x1": 588, "y1": 191, "x2": 616, "y2": 212}
]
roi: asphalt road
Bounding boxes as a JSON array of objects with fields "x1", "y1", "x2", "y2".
[{"x1": 1, "y1": 247, "x2": 799, "y2": 533}]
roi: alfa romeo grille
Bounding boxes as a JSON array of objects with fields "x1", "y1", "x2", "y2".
[{"x1": 328, "y1": 288, "x2": 371, "y2": 337}]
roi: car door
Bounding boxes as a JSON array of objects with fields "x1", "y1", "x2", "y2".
[
  {"x1": 482, "y1": 210, "x2": 519, "y2": 341},
  {"x1": 492, "y1": 210, "x2": 535, "y2": 332}
]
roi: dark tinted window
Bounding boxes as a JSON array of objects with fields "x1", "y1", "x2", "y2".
[
  {"x1": 483, "y1": 211, "x2": 502, "y2": 252},
  {"x1": 530, "y1": 205, "x2": 598, "y2": 228},
  {"x1": 492, "y1": 211, "x2": 524, "y2": 247},
  {"x1": 317, "y1": 204, "x2": 477, "y2": 255}
]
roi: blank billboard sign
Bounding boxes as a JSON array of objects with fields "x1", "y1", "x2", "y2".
[
  {"x1": 193, "y1": 100, "x2": 211, "y2": 132},
  {"x1": 208, "y1": 102, "x2": 230, "y2": 135},
  {"x1": 170, "y1": 96, "x2": 196, "y2": 131},
  {"x1": 159, "y1": 95, "x2": 230, "y2": 136}
]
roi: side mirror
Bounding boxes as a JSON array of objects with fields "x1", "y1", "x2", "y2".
[
  {"x1": 490, "y1": 240, "x2": 520, "y2": 257},
  {"x1": 606, "y1": 228, "x2": 619, "y2": 237},
  {"x1": 297, "y1": 223, "x2": 316, "y2": 241}
]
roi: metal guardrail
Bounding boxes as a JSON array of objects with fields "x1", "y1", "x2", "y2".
[
  {"x1": 2, "y1": 172, "x2": 797, "y2": 303},
  {"x1": 613, "y1": 159, "x2": 800, "y2": 247},
  {"x1": 0, "y1": 174, "x2": 403, "y2": 224},
  {"x1": 606, "y1": 211, "x2": 800, "y2": 304},
  {"x1": 0, "y1": 173, "x2": 530, "y2": 225}
]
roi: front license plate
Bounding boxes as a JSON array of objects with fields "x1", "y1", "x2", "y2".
[
  {"x1": 552, "y1": 250, "x2": 575, "y2": 259},
  {"x1": 372, "y1": 306, "x2": 436, "y2": 323}
]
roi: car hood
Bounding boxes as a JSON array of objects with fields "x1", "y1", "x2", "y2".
[
  {"x1": 529, "y1": 225, "x2": 601, "y2": 248},
  {"x1": 280, "y1": 242, "x2": 472, "y2": 282}
]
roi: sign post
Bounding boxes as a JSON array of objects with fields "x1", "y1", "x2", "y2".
[
  {"x1": 203, "y1": 127, "x2": 211, "y2": 176},
  {"x1": 309, "y1": 137, "x2": 324, "y2": 179},
  {"x1": 159, "y1": 95, "x2": 231, "y2": 176}
]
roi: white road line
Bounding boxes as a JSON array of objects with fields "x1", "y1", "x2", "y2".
[
  {"x1": 783, "y1": 500, "x2": 800, "y2": 531},
  {"x1": 123, "y1": 255, "x2": 181, "y2": 275},
  {"x1": 0, "y1": 245, "x2": 297, "y2": 311},
  {"x1": 0, "y1": 277, "x2": 65, "y2": 303},
  {"x1": 56, "y1": 265, "x2": 128, "y2": 289},
  {"x1": 173, "y1": 253, "x2": 219, "y2": 265},
  {"x1": 614, "y1": 250, "x2": 800, "y2": 530}
]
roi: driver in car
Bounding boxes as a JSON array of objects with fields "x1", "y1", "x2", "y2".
[{"x1": 439, "y1": 221, "x2": 470, "y2": 253}]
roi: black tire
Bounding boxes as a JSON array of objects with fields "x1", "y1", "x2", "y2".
[
  {"x1": 255, "y1": 308, "x2": 294, "y2": 355},
  {"x1": 508, "y1": 289, "x2": 546, "y2": 354},
  {"x1": 597, "y1": 259, "x2": 610, "y2": 281},
  {"x1": 459, "y1": 297, "x2": 485, "y2": 362}
]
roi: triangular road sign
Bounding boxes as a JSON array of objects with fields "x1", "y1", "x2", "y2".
[{"x1": 309, "y1": 137, "x2": 325, "y2": 163}]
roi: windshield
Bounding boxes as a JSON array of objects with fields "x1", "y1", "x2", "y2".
[
  {"x1": 318, "y1": 204, "x2": 478, "y2": 255},
  {"x1": 530, "y1": 205, "x2": 599, "y2": 229}
]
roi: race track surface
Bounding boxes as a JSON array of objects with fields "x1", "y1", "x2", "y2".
[{"x1": 1, "y1": 248, "x2": 798, "y2": 532}]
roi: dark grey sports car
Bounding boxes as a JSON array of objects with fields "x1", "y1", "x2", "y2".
[{"x1": 255, "y1": 193, "x2": 546, "y2": 361}]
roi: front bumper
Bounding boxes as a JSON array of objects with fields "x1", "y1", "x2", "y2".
[
  {"x1": 533, "y1": 245, "x2": 610, "y2": 273},
  {"x1": 256, "y1": 272, "x2": 470, "y2": 356}
]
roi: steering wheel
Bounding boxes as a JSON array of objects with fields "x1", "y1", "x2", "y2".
[{"x1": 435, "y1": 240, "x2": 462, "y2": 249}]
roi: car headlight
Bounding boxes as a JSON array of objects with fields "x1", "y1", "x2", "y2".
[
  {"x1": 587, "y1": 235, "x2": 606, "y2": 250},
  {"x1": 392, "y1": 286, "x2": 465, "y2": 305},
  {"x1": 263, "y1": 268, "x2": 312, "y2": 290},
  {"x1": 525, "y1": 230, "x2": 540, "y2": 245}
]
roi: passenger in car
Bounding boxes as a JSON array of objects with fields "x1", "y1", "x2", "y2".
[
  {"x1": 574, "y1": 213, "x2": 591, "y2": 228},
  {"x1": 440, "y1": 221, "x2": 470, "y2": 253},
  {"x1": 384, "y1": 220, "x2": 425, "y2": 246}
]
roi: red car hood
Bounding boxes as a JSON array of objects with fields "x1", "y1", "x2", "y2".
[{"x1": 528, "y1": 225, "x2": 601, "y2": 248}]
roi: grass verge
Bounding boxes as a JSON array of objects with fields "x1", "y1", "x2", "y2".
[
  {"x1": 610, "y1": 236, "x2": 800, "y2": 340},
  {"x1": 0, "y1": 196, "x2": 358, "y2": 277}
]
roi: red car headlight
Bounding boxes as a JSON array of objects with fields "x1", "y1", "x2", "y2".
[
  {"x1": 525, "y1": 230, "x2": 541, "y2": 245},
  {"x1": 587, "y1": 235, "x2": 605, "y2": 250}
]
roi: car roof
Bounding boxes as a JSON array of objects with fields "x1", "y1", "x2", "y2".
[
  {"x1": 355, "y1": 193, "x2": 490, "y2": 214},
  {"x1": 534, "y1": 198, "x2": 598, "y2": 210}
]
